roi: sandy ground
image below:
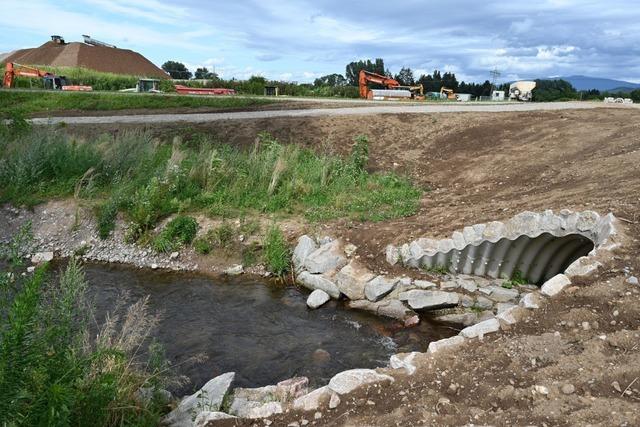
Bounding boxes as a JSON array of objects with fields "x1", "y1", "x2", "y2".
[
  {"x1": 37, "y1": 107, "x2": 640, "y2": 425},
  {"x1": 28, "y1": 101, "x2": 638, "y2": 125}
]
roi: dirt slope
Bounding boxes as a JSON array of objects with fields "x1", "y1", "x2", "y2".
[
  {"x1": 67, "y1": 108, "x2": 640, "y2": 426},
  {"x1": 196, "y1": 108, "x2": 639, "y2": 426}
]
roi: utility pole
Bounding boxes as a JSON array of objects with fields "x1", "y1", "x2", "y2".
[{"x1": 490, "y1": 67, "x2": 501, "y2": 93}]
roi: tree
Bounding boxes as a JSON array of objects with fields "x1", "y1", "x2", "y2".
[
  {"x1": 194, "y1": 67, "x2": 218, "y2": 80},
  {"x1": 629, "y1": 89, "x2": 640, "y2": 103},
  {"x1": 162, "y1": 61, "x2": 192, "y2": 79},
  {"x1": 345, "y1": 58, "x2": 386, "y2": 86},
  {"x1": 532, "y1": 79, "x2": 578, "y2": 102},
  {"x1": 395, "y1": 67, "x2": 415, "y2": 86},
  {"x1": 314, "y1": 73, "x2": 347, "y2": 87}
]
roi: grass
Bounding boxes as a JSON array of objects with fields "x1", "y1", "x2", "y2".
[
  {"x1": 502, "y1": 270, "x2": 528, "y2": 288},
  {"x1": 0, "y1": 125, "x2": 421, "y2": 270},
  {"x1": 423, "y1": 264, "x2": 450, "y2": 275},
  {"x1": 263, "y1": 225, "x2": 290, "y2": 277},
  {"x1": 0, "y1": 227, "x2": 178, "y2": 426},
  {"x1": 152, "y1": 215, "x2": 198, "y2": 253},
  {"x1": 0, "y1": 90, "x2": 275, "y2": 115}
]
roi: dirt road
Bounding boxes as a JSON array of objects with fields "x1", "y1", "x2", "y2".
[{"x1": 29, "y1": 101, "x2": 636, "y2": 125}]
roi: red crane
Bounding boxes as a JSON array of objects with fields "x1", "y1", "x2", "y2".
[{"x1": 358, "y1": 70, "x2": 400, "y2": 99}]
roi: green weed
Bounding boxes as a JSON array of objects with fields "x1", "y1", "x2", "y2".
[
  {"x1": 502, "y1": 270, "x2": 528, "y2": 288},
  {"x1": 423, "y1": 264, "x2": 450, "y2": 275},
  {"x1": 152, "y1": 215, "x2": 198, "y2": 253},
  {"x1": 263, "y1": 225, "x2": 290, "y2": 277}
]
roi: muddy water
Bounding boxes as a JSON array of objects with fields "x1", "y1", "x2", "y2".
[{"x1": 82, "y1": 263, "x2": 455, "y2": 395}]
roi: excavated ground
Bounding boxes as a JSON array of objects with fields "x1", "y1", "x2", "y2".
[{"x1": 66, "y1": 108, "x2": 640, "y2": 426}]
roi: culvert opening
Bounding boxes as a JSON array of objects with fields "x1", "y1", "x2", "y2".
[{"x1": 422, "y1": 233, "x2": 595, "y2": 285}]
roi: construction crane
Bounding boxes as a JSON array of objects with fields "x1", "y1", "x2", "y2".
[
  {"x1": 2, "y1": 62, "x2": 92, "y2": 91},
  {"x1": 359, "y1": 70, "x2": 423, "y2": 100}
]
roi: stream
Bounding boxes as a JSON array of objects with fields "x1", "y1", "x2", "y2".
[{"x1": 80, "y1": 262, "x2": 455, "y2": 396}]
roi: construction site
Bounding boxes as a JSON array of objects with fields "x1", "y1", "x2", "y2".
[{"x1": 1, "y1": 23, "x2": 640, "y2": 427}]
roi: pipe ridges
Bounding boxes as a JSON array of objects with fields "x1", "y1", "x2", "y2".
[{"x1": 386, "y1": 210, "x2": 618, "y2": 282}]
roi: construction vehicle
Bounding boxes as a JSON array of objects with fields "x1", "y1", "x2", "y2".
[
  {"x1": 440, "y1": 87, "x2": 456, "y2": 100},
  {"x1": 2, "y1": 62, "x2": 92, "y2": 91},
  {"x1": 359, "y1": 70, "x2": 423, "y2": 100},
  {"x1": 174, "y1": 85, "x2": 236, "y2": 96},
  {"x1": 508, "y1": 81, "x2": 536, "y2": 101},
  {"x1": 120, "y1": 79, "x2": 162, "y2": 93}
]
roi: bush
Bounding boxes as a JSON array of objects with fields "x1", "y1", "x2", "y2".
[
  {"x1": 0, "y1": 230, "x2": 173, "y2": 426},
  {"x1": 96, "y1": 199, "x2": 118, "y2": 239},
  {"x1": 152, "y1": 215, "x2": 198, "y2": 253},
  {"x1": 263, "y1": 225, "x2": 290, "y2": 277}
]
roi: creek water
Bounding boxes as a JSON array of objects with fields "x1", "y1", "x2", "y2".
[{"x1": 81, "y1": 262, "x2": 455, "y2": 396}]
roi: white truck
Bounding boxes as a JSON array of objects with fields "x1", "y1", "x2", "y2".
[{"x1": 509, "y1": 81, "x2": 536, "y2": 101}]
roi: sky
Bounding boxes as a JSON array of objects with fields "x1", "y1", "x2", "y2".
[{"x1": 1, "y1": 0, "x2": 639, "y2": 84}]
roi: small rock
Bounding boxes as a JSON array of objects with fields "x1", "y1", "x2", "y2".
[
  {"x1": 194, "y1": 411, "x2": 236, "y2": 426},
  {"x1": 26, "y1": 266, "x2": 36, "y2": 273},
  {"x1": 612, "y1": 381, "x2": 622, "y2": 393},
  {"x1": 328, "y1": 369, "x2": 394, "y2": 395},
  {"x1": 344, "y1": 243, "x2": 357, "y2": 257},
  {"x1": 582, "y1": 321, "x2": 591, "y2": 331},
  {"x1": 31, "y1": 251, "x2": 54, "y2": 264},
  {"x1": 460, "y1": 318, "x2": 500, "y2": 339},
  {"x1": 627, "y1": 276, "x2": 639, "y2": 286},
  {"x1": 293, "y1": 386, "x2": 332, "y2": 411},
  {"x1": 307, "y1": 289, "x2": 330, "y2": 309},
  {"x1": 312, "y1": 349, "x2": 331, "y2": 365},
  {"x1": 314, "y1": 412, "x2": 322, "y2": 420},
  {"x1": 561, "y1": 384, "x2": 575, "y2": 395},
  {"x1": 151, "y1": 263, "x2": 158, "y2": 270},
  {"x1": 540, "y1": 274, "x2": 571, "y2": 297},
  {"x1": 329, "y1": 393, "x2": 340, "y2": 409},
  {"x1": 224, "y1": 264, "x2": 244, "y2": 275},
  {"x1": 534, "y1": 385, "x2": 549, "y2": 395},
  {"x1": 169, "y1": 251, "x2": 179, "y2": 260}
]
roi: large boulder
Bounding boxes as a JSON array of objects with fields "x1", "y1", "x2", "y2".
[
  {"x1": 348, "y1": 299, "x2": 415, "y2": 322},
  {"x1": 459, "y1": 318, "x2": 500, "y2": 338},
  {"x1": 293, "y1": 235, "x2": 317, "y2": 271},
  {"x1": 31, "y1": 251, "x2": 54, "y2": 264},
  {"x1": 427, "y1": 335, "x2": 465, "y2": 354},
  {"x1": 328, "y1": 369, "x2": 394, "y2": 395},
  {"x1": 540, "y1": 274, "x2": 571, "y2": 297},
  {"x1": 484, "y1": 286, "x2": 519, "y2": 302},
  {"x1": 399, "y1": 290, "x2": 459, "y2": 310},
  {"x1": 292, "y1": 386, "x2": 332, "y2": 411},
  {"x1": 297, "y1": 271, "x2": 340, "y2": 299},
  {"x1": 335, "y1": 261, "x2": 375, "y2": 300},
  {"x1": 164, "y1": 372, "x2": 235, "y2": 427},
  {"x1": 364, "y1": 276, "x2": 398, "y2": 302},
  {"x1": 229, "y1": 386, "x2": 281, "y2": 418},
  {"x1": 303, "y1": 240, "x2": 347, "y2": 274},
  {"x1": 306, "y1": 289, "x2": 330, "y2": 309}
]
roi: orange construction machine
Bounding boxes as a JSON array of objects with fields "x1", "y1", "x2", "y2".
[
  {"x1": 358, "y1": 70, "x2": 424, "y2": 100},
  {"x1": 2, "y1": 62, "x2": 92, "y2": 91}
]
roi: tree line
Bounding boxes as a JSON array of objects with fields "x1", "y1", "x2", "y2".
[{"x1": 161, "y1": 58, "x2": 640, "y2": 102}]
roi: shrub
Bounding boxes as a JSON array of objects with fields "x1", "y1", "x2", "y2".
[
  {"x1": 263, "y1": 225, "x2": 290, "y2": 277},
  {"x1": 96, "y1": 199, "x2": 118, "y2": 239},
  {"x1": 0, "y1": 230, "x2": 173, "y2": 426},
  {"x1": 152, "y1": 215, "x2": 198, "y2": 253}
]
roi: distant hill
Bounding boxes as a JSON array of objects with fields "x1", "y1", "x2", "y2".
[{"x1": 549, "y1": 75, "x2": 640, "y2": 92}]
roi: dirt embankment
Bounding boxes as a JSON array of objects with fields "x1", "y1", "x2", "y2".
[{"x1": 64, "y1": 108, "x2": 640, "y2": 426}]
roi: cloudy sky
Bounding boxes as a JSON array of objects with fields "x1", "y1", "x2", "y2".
[{"x1": 1, "y1": 0, "x2": 639, "y2": 83}]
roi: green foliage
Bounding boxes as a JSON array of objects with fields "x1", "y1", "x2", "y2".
[
  {"x1": 152, "y1": 215, "x2": 198, "y2": 253},
  {"x1": 263, "y1": 225, "x2": 290, "y2": 277},
  {"x1": 162, "y1": 61, "x2": 192, "y2": 79},
  {"x1": 0, "y1": 130, "x2": 421, "y2": 242},
  {"x1": 193, "y1": 237, "x2": 212, "y2": 255},
  {"x1": 502, "y1": 270, "x2": 528, "y2": 288},
  {"x1": 0, "y1": 90, "x2": 274, "y2": 116},
  {"x1": 0, "y1": 230, "x2": 170, "y2": 426},
  {"x1": 96, "y1": 199, "x2": 118, "y2": 239},
  {"x1": 423, "y1": 264, "x2": 450, "y2": 275},
  {"x1": 532, "y1": 79, "x2": 579, "y2": 102},
  {"x1": 345, "y1": 58, "x2": 387, "y2": 86}
]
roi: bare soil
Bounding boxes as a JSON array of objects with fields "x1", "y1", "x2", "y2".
[{"x1": 67, "y1": 108, "x2": 640, "y2": 426}]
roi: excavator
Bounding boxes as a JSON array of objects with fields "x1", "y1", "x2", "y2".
[
  {"x1": 2, "y1": 62, "x2": 92, "y2": 91},
  {"x1": 359, "y1": 70, "x2": 424, "y2": 100},
  {"x1": 440, "y1": 87, "x2": 456, "y2": 100}
]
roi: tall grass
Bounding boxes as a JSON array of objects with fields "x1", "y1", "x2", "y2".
[
  {"x1": 0, "y1": 127, "x2": 421, "y2": 241},
  {"x1": 0, "y1": 90, "x2": 274, "y2": 115},
  {"x1": 0, "y1": 229, "x2": 176, "y2": 426}
]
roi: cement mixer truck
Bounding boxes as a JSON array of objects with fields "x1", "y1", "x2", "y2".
[{"x1": 509, "y1": 81, "x2": 536, "y2": 101}]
